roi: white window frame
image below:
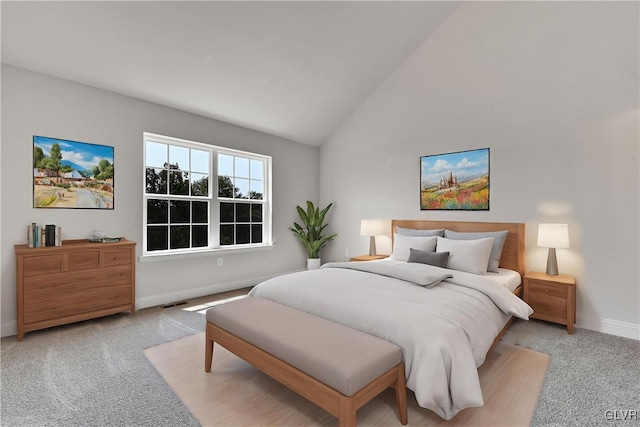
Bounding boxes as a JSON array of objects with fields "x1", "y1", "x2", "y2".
[{"x1": 141, "y1": 132, "x2": 272, "y2": 261}]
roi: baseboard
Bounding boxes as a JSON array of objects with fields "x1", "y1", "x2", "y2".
[
  {"x1": 135, "y1": 269, "x2": 304, "y2": 310},
  {"x1": 577, "y1": 315, "x2": 640, "y2": 340},
  {"x1": 1, "y1": 320, "x2": 17, "y2": 339},
  {"x1": 0, "y1": 269, "x2": 304, "y2": 338}
]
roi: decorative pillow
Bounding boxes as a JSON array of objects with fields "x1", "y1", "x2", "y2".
[
  {"x1": 395, "y1": 227, "x2": 445, "y2": 237},
  {"x1": 390, "y1": 234, "x2": 437, "y2": 262},
  {"x1": 436, "y1": 236, "x2": 495, "y2": 275},
  {"x1": 443, "y1": 230, "x2": 509, "y2": 273},
  {"x1": 407, "y1": 248, "x2": 450, "y2": 268}
]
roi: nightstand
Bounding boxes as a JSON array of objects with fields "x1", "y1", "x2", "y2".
[
  {"x1": 349, "y1": 255, "x2": 389, "y2": 262},
  {"x1": 524, "y1": 271, "x2": 576, "y2": 334}
]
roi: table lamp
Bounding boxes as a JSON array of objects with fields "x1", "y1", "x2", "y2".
[
  {"x1": 537, "y1": 223, "x2": 570, "y2": 275},
  {"x1": 360, "y1": 219, "x2": 386, "y2": 256}
]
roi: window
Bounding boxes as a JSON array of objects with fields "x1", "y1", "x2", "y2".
[{"x1": 143, "y1": 133, "x2": 271, "y2": 256}]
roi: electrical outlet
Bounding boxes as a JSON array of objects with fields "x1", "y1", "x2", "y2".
[
  {"x1": 345, "y1": 249, "x2": 350, "y2": 259},
  {"x1": 217, "y1": 257, "x2": 223, "y2": 267}
]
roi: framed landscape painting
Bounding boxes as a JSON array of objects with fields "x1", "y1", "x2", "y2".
[
  {"x1": 420, "y1": 148, "x2": 489, "y2": 210},
  {"x1": 33, "y1": 136, "x2": 114, "y2": 209}
]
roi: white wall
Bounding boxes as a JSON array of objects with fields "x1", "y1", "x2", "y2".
[
  {"x1": 1, "y1": 65, "x2": 319, "y2": 337},
  {"x1": 320, "y1": 2, "x2": 639, "y2": 339}
]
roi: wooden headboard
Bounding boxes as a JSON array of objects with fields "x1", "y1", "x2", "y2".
[{"x1": 391, "y1": 220, "x2": 526, "y2": 277}]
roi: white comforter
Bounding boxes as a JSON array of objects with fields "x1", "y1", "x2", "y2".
[{"x1": 248, "y1": 260, "x2": 533, "y2": 419}]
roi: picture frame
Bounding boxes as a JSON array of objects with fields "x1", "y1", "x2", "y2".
[
  {"x1": 33, "y1": 135, "x2": 114, "y2": 209},
  {"x1": 420, "y1": 148, "x2": 489, "y2": 210}
]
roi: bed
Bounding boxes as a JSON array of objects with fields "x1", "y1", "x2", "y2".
[{"x1": 248, "y1": 220, "x2": 532, "y2": 420}]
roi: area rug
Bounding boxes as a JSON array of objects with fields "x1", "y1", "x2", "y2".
[{"x1": 145, "y1": 333, "x2": 550, "y2": 426}]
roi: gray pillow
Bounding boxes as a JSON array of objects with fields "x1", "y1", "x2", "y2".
[
  {"x1": 396, "y1": 227, "x2": 445, "y2": 237},
  {"x1": 407, "y1": 248, "x2": 450, "y2": 268},
  {"x1": 443, "y1": 229, "x2": 509, "y2": 273}
]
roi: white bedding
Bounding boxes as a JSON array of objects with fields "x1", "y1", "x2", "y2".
[
  {"x1": 487, "y1": 268, "x2": 522, "y2": 292},
  {"x1": 248, "y1": 259, "x2": 532, "y2": 420}
]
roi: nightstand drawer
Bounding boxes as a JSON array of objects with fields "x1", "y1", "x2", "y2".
[
  {"x1": 527, "y1": 280, "x2": 566, "y2": 298},
  {"x1": 529, "y1": 294, "x2": 567, "y2": 319}
]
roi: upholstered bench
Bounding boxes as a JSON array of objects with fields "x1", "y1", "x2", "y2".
[{"x1": 205, "y1": 297, "x2": 408, "y2": 427}]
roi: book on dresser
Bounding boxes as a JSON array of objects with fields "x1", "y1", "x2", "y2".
[
  {"x1": 26, "y1": 223, "x2": 62, "y2": 248},
  {"x1": 14, "y1": 238, "x2": 137, "y2": 341}
]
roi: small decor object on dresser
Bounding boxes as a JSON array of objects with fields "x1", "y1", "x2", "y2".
[
  {"x1": 420, "y1": 148, "x2": 489, "y2": 211},
  {"x1": 26, "y1": 223, "x2": 62, "y2": 247},
  {"x1": 524, "y1": 271, "x2": 576, "y2": 334}
]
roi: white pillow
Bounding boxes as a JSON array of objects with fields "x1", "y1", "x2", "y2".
[
  {"x1": 436, "y1": 236, "x2": 495, "y2": 275},
  {"x1": 390, "y1": 234, "x2": 437, "y2": 262},
  {"x1": 395, "y1": 227, "x2": 444, "y2": 237}
]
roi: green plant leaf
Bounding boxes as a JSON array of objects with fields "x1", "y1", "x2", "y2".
[{"x1": 290, "y1": 200, "x2": 337, "y2": 259}]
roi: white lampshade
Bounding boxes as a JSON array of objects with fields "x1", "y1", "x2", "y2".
[
  {"x1": 360, "y1": 219, "x2": 387, "y2": 237},
  {"x1": 537, "y1": 224, "x2": 570, "y2": 248}
]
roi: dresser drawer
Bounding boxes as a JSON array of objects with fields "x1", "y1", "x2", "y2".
[
  {"x1": 23, "y1": 285, "x2": 132, "y2": 324},
  {"x1": 66, "y1": 250, "x2": 100, "y2": 271},
  {"x1": 103, "y1": 248, "x2": 132, "y2": 267},
  {"x1": 527, "y1": 280, "x2": 566, "y2": 298},
  {"x1": 23, "y1": 265, "x2": 132, "y2": 295},
  {"x1": 22, "y1": 254, "x2": 63, "y2": 278}
]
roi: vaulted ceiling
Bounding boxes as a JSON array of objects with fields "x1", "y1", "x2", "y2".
[{"x1": 1, "y1": 1, "x2": 461, "y2": 146}]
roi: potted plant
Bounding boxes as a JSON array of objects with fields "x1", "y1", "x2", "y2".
[{"x1": 291, "y1": 201, "x2": 337, "y2": 269}]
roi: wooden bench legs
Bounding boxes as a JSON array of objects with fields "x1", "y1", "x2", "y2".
[{"x1": 205, "y1": 322, "x2": 408, "y2": 426}]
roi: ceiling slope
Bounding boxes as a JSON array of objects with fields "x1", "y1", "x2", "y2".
[{"x1": 1, "y1": 1, "x2": 460, "y2": 146}]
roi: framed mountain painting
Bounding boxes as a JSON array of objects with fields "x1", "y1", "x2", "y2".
[
  {"x1": 420, "y1": 148, "x2": 489, "y2": 210},
  {"x1": 33, "y1": 135, "x2": 114, "y2": 209}
]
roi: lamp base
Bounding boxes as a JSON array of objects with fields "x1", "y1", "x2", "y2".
[
  {"x1": 546, "y1": 248, "x2": 559, "y2": 275},
  {"x1": 368, "y1": 236, "x2": 377, "y2": 256}
]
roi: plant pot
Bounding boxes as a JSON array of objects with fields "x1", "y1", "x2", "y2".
[{"x1": 307, "y1": 258, "x2": 321, "y2": 270}]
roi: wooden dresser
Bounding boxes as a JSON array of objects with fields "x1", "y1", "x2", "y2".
[{"x1": 15, "y1": 239, "x2": 136, "y2": 341}]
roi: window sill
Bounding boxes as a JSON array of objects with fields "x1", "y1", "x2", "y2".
[{"x1": 138, "y1": 244, "x2": 274, "y2": 263}]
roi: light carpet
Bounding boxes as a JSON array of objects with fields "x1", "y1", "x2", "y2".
[{"x1": 145, "y1": 332, "x2": 550, "y2": 426}]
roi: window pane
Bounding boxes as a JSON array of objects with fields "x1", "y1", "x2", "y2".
[
  {"x1": 218, "y1": 176, "x2": 234, "y2": 198},
  {"x1": 251, "y1": 204, "x2": 262, "y2": 222},
  {"x1": 146, "y1": 141, "x2": 167, "y2": 168},
  {"x1": 191, "y1": 149, "x2": 209, "y2": 173},
  {"x1": 147, "y1": 199, "x2": 168, "y2": 224},
  {"x1": 236, "y1": 224, "x2": 250, "y2": 244},
  {"x1": 235, "y1": 178, "x2": 249, "y2": 199},
  {"x1": 146, "y1": 168, "x2": 167, "y2": 194},
  {"x1": 250, "y1": 159, "x2": 263, "y2": 180},
  {"x1": 220, "y1": 202, "x2": 234, "y2": 222},
  {"x1": 145, "y1": 134, "x2": 270, "y2": 254},
  {"x1": 251, "y1": 224, "x2": 263, "y2": 243},
  {"x1": 236, "y1": 203, "x2": 250, "y2": 222},
  {"x1": 218, "y1": 154, "x2": 234, "y2": 177},
  {"x1": 193, "y1": 201, "x2": 208, "y2": 223},
  {"x1": 170, "y1": 225, "x2": 190, "y2": 249},
  {"x1": 235, "y1": 157, "x2": 249, "y2": 178},
  {"x1": 147, "y1": 226, "x2": 168, "y2": 251},
  {"x1": 170, "y1": 200, "x2": 190, "y2": 223},
  {"x1": 249, "y1": 180, "x2": 263, "y2": 199},
  {"x1": 169, "y1": 171, "x2": 190, "y2": 195},
  {"x1": 191, "y1": 173, "x2": 208, "y2": 196},
  {"x1": 220, "y1": 224, "x2": 234, "y2": 245},
  {"x1": 192, "y1": 225, "x2": 208, "y2": 247},
  {"x1": 169, "y1": 146, "x2": 189, "y2": 170}
]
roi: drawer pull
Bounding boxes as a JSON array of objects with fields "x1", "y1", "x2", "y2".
[{"x1": 545, "y1": 289, "x2": 549, "y2": 293}]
